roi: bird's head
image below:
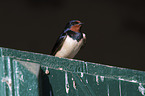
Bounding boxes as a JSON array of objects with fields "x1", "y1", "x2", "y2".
[{"x1": 65, "y1": 20, "x2": 83, "y2": 32}]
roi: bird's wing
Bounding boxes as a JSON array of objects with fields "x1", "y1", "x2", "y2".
[{"x1": 50, "y1": 33, "x2": 67, "y2": 55}]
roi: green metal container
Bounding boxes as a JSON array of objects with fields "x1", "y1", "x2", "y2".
[{"x1": 0, "y1": 47, "x2": 145, "y2": 96}]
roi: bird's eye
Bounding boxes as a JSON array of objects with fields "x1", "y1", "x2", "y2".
[{"x1": 71, "y1": 22, "x2": 79, "y2": 25}]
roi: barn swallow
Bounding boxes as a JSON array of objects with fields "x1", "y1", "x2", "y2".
[{"x1": 50, "y1": 20, "x2": 86, "y2": 58}]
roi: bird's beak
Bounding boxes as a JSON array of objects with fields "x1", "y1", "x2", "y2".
[{"x1": 79, "y1": 22, "x2": 83, "y2": 25}]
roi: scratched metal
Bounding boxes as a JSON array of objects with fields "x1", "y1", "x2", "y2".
[{"x1": 0, "y1": 47, "x2": 145, "y2": 96}]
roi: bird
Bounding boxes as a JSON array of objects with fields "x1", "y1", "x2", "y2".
[{"x1": 50, "y1": 20, "x2": 86, "y2": 59}]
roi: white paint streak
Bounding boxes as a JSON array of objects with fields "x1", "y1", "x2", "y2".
[
  {"x1": 81, "y1": 72, "x2": 83, "y2": 77},
  {"x1": 58, "y1": 68, "x2": 63, "y2": 70},
  {"x1": 73, "y1": 81, "x2": 76, "y2": 89},
  {"x1": 45, "y1": 67, "x2": 49, "y2": 74},
  {"x1": 15, "y1": 61, "x2": 20, "y2": 96},
  {"x1": 65, "y1": 72, "x2": 69, "y2": 94},
  {"x1": 118, "y1": 77, "x2": 138, "y2": 83},
  {"x1": 86, "y1": 79, "x2": 88, "y2": 83},
  {"x1": 96, "y1": 75, "x2": 99, "y2": 85},
  {"x1": 100, "y1": 76, "x2": 104, "y2": 82},
  {"x1": 107, "y1": 85, "x2": 110, "y2": 96},
  {"x1": 85, "y1": 62, "x2": 88, "y2": 74},
  {"x1": 7, "y1": 57, "x2": 12, "y2": 94},
  {"x1": 46, "y1": 67, "x2": 48, "y2": 70},
  {"x1": 119, "y1": 81, "x2": 122, "y2": 96},
  {"x1": 72, "y1": 78, "x2": 76, "y2": 89},
  {"x1": 138, "y1": 83, "x2": 145, "y2": 95}
]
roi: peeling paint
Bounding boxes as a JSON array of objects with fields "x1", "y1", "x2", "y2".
[
  {"x1": 85, "y1": 62, "x2": 88, "y2": 74},
  {"x1": 138, "y1": 83, "x2": 145, "y2": 95},
  {"x1": 72, "y1": 78, "x2": 76, "y2": 89},
  {"x1": 118, "y1": 77, "x2": 138, "y2": 83},
  {"x1": 65, "y1": 72, "x2": 69, "y2": 94},
  {"x1": 1, "y1": 48, "x2": 145, "y2": 96},
  {"x1": 2, "y1": 77, "x2": 12, "y2": 90},
  {"x1": 58, "y1": 68, "x2": 63, "y2": 70},
  {"x1": 45, "y1": 67, "x2": 49, "y2": 74},
  {"x1": 119, "y1": 81, "x2": 122, "y2": 96},
  {"x1": 107, "y1": 85, "x2": 109, "y2": 96},
  {"x1": 19, "y1": 73, "x2": 24, "y2": 82},
  {"x1": 18, "y1": 71, "x2": 24, "y2": 82},
  {"x1": 73, "y1": 81, "x2": 76, "y2": 89},
  {"x1": 96, "y1": 75, "x2": 99, "y2": 85},
  {"x1": 15, "y1": 69, "x2": 24, "y2": 82},
  {"x1": 26, "y1": 59, "x2": 30, "y2": 61},
  {"x1": 81, "y1": 72, "x2": 83, "y2": 78},
  {"x1": 86, "y1": 78, "x2": 88, "y2": 83},
  {"x1": 100, "y1": 76, "x2": 104, "y2": 82}
]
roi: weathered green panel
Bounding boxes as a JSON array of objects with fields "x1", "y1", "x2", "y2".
[
  {"x1": 0, "y1": 56, "x2": 40, "y2": 96},
  {"x1": 0, "y1": 47, "x2": 145, "y2": 96}
]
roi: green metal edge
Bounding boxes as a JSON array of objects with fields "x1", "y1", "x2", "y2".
[{"x1": 0, "y1": 47, "x2": 145, "y2": 84}]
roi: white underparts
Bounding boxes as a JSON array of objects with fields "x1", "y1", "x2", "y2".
[{"x1": 55, "y1": 35, "x2": 84, "y2": 58}]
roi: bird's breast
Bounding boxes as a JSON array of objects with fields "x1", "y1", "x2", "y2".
[{"x1": 55, "y1": 35, "x2": 84, "y2": 58}]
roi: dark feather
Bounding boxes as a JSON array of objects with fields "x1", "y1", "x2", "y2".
[
  {"x1": 67, "y1": 30, "x2": 83, "y2": 42},
  {"x1": 50, "y1": 33, "x2": 67, "y2": 55}
]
